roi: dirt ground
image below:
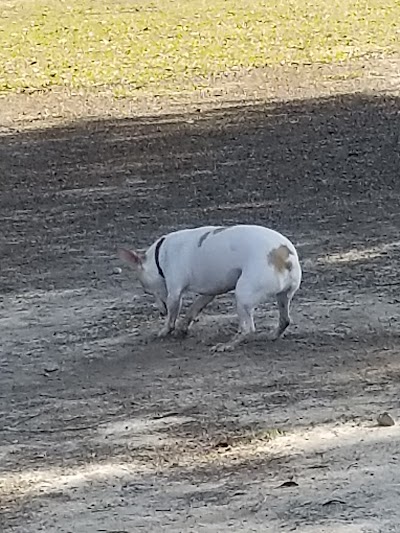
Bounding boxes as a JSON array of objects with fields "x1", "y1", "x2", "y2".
[{"x1": 2, "y1": 60, "x2": 400, "y2": 532}]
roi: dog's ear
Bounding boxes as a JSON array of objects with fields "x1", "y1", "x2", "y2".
[{"x1": 118, "y1": 248, "x2": 144, "y2": 269}]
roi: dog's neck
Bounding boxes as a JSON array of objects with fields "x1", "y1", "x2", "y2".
[{"x1": 154, "y1": 237, "x2": 166, "y2": 279}]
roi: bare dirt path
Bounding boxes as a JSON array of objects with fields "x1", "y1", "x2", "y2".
[{"x1": 1, "y1": 61, "x2": 400, "y2": 532}]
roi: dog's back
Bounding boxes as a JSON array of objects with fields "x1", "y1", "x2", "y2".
[{"x1": 160, "y1": 224, "x2": 301, "y2": 298}]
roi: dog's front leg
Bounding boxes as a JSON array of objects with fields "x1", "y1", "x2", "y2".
[
  {"x1": 158, "y1": 292, "x2": 182, "y2": 338},
  {"x1": 176, "y1": 294, "x2": 215, "y2": 336}
]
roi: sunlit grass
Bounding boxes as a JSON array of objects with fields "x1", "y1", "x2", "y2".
[{"x1": 1, "y1": 0, "x2": 400, "y2": 95}]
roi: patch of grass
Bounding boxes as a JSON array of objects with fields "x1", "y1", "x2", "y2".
[{"x1": 1, "y1": 0, "x2": 400, "y2": 95}]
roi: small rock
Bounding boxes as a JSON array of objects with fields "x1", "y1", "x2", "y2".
[
  {"x1": 377, "y1": 412, "x2": 395, "y2": 427},
  {"x1": 44, "y1": 363, "x2": 59, "y2": 374},
  {"x1": 322, "y1": 499, "x2": 346, "y2": 506},
  {"x1": 278, "y1": 480, "x2": 299, "y2": 488},
  {"x1": 113, "y1": 267, "x2": 122, "y2": 275}
]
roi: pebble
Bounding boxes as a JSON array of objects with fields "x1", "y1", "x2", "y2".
[{"x1": 377, "y1": 412, "x2": 395, "y2": 427}]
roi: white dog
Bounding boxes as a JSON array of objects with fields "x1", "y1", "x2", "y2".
[{"x1": 119, "y1": 224, "x2": 302, "y2": 351}]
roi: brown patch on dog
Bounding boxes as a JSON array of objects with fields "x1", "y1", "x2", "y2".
[{"x1": 268, "y1": 245, "x2": 293, "y2": 273}]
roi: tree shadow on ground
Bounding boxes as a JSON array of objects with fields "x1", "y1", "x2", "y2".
[{"x1": 1, "y1": 92, "x2": 399, "y2": 293}]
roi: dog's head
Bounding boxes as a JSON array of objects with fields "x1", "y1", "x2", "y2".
[{"x1": 118, "y1": 248, "x2": 168, "y2": 316}]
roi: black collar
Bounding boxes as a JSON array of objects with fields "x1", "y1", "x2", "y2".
[{"x1": 154, "y1": 237, "x2": 166, "y2": 279}]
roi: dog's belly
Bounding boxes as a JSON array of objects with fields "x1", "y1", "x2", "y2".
[{"x1": 190, "y1": 267, "x2": 242, "y2": 296}]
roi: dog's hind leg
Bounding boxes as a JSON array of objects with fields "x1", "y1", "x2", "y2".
[
  {"x1": 270, "y1": 289, "x2": 291, "y2": 340},
  {"x1": 271, "y1": 283, "x2": 300, "y2": 340},
  {"x1": 211, "y1": 275, "x2": 257, "y2": 352}
]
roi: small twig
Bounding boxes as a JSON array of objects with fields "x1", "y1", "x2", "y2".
[
  {"x1": 3, "y1": 411, "x2": 129, "y2": 434},
  {"x1": 97, "y1": 529, "x2": 130, "y2": 532},
  {"x1": 376, "y1": 282, "x2": 400, "y2": 288},
  {"x1": 3, "y1": 421, "x2": 101, "y2": 434},
  {"x1": 152, "y1": 411, "x2": 179, "y2": 420},
  {"x1": 6, "y1": 412, "x2": 43, "y2": 428}
]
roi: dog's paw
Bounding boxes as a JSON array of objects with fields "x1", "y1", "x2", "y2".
[
  {"x1": 210, "y1": 342, "x2": 235, "y2": 353},
  {"x1": 270, "y1": 328, "x2": 285, "y2": 341},
  {"x1": 144, "y1": 330, "x2": 161, "y2": 342},
  {"x1": 172, "y1": 327, "x2": 189, "y2": 339},
  {"x1": 157, "y1": 326, "x2": 172, "y2": 338}
]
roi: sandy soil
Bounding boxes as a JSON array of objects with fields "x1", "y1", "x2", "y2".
[{"x1": 1, "y1": 60, "x2": 400, "y2": 532}]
